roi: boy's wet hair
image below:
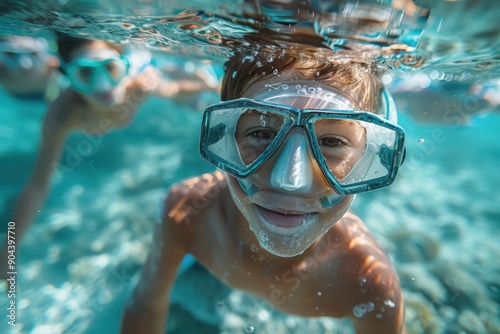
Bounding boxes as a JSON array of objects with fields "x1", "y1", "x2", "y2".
[
  {"x1": 56, "y1": 33, "x2": 122, "y2": 64},
  {"x1": 222, "y1": 48, "x2": 384, "y2": 113}
]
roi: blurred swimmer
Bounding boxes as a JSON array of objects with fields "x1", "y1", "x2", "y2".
[
  {"x1": 0, "y1": 35, "x2": 219, "y2": 278},
  {"x1": 0, "y1": 35, "x2": 60, "y2": 99}
]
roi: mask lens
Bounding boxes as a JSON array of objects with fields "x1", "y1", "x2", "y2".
[
  {"x1": 313, "y1": 118, "x2": 367, "y2": 180},
  {"x1": 66, "y1": 57, "x2": 128, "y2": 94},
  {"x1": 203, "y1": 106, "x2": 287, "y2": 174},
  {"x1": 73, "y1": 66, "x2": 93, "y2": 86},
  {"x1": 0, "y1": 51, "x2": 44, "y2": 69},
  {"x1": 235, "y1": 108, "x2": 286, "y2": 165},
  {"x1": 104, "y1": 59, "x2": 127, "y2": 82},
  {"x1": 312, "y1": 116, "x2": 399, "y2": 187}
]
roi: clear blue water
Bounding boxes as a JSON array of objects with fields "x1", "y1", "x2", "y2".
[{"x1": 1, "y1": 1, "x2": 500, "y2": 333}]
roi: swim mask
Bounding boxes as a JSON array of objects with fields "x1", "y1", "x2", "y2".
[
  {"x1": 200, "y1": 81, "x2": 405, "y2": 205},
  {"x1": 63, "y1": 53, "x2": 130, "y2": 94},
  {"x1": 0, "y1": 37, "x2": 54, "y2": 70}
]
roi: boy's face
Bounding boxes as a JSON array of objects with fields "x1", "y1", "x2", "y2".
[
  {"x1": 68, "y1": 41, "x2": 128, "y2": 108},
  {"x1": 0, "y1": 37, "x2": 59, "y2": 97},
  {"x1": 225, "y1": 74, "x2": 357, "y2": 258}
]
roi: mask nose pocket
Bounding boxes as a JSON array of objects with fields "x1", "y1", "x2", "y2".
[
  {"x1": 271, "y1": 132, "x2": 313, "y2": 192},
  {"x1": 93, "y1": 68, "x2": 114, "y2": 92},
  {"x1": 18, "y1": 54, "x2": 34, "y2": 70}
]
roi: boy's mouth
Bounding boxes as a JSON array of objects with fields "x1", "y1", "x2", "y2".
[
  {"x1": 255, "y1": 204, "x2": 317, "y2": 230},
  {"x1": 94, "y1": 91, "x2": 112, "y2": 101}
]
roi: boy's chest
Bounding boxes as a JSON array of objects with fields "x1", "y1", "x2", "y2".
[
  {"x1": 78, "y1": 107, "x2": 137, "y2": 134},
  {"x1": 199, "y1": 241, "x2": 345, "y2": 317}
]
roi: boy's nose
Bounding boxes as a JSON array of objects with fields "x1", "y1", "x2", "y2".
[{"x1": 270, "y1": 131, "x2": 313, "y2": 193}]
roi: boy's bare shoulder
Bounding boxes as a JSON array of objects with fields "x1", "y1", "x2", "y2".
[
  {"x1": 335, "y1": 211, "x2": 396, "y2": 275},
  {"x1": 336, "y1": 211, "x2": 383, "y2": 246},
  {"x1": 162, "y1": 171, "x2": 228, "y2": 225},
  {"x1": 331, "y1": 212, "x2": 403, "y2": 319}
]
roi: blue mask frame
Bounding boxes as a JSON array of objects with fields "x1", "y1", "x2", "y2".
[
  {"x1": 200, "y1": 97, "x2": 406, "y2": 195},
  {"x1": 63, "y1": 55, "x2": 130, "y2": 94},
  {"x1": 0, "y1": 50, "x2": 52, "y2": 70}
]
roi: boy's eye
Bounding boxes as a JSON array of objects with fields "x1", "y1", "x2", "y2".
[
  {"x1": 76, "y1": 67, "x2": 93, "y2": 83},
  {"x1": 248, "y1": 128, "x2": 277, "y2": 141},
  {"x1": 318, "y1": 136, "x2": 348, "y2": 148},
  {"x1": 105, "y1": 61, "x2": 121, "y2": 78},
  {"x1": 5, "y1": 51, "x2": 17, "y2": 58}
]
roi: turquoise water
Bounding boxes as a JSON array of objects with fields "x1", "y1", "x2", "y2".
[
  {"x1": 1, "y1": 1, "x2": 500, "y2": 333},
  {"x1": 1, "y1": 84, "x2": 499, "y2": 334}
]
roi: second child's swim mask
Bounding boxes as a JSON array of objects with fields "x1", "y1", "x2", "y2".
[
  {"x1": 0, "y1": 38, "x2": 54, "y2": 70},
  {"x1": 200, "y1": 81, "x2": 406, "y2": 201},
  {"x1": 64, "y1": 55, "x2": 130, "y2": 94}
]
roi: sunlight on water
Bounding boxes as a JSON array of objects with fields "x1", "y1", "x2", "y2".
[{"x1": 1, "y1": 0, "x2": 498, "y2": 80}]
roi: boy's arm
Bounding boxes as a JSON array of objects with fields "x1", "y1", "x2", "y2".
[
  {"x1": 162, "y1": 77, "x2": 215, "y2": 96},
  {"x1": 127, "y1": 65, "x2": 219, "y2": 100},
  {"x1": 7, "y1": 97, "x2": 72, "y2": 240},
  {"x1": 347, "y1": 268, "x2": 406, "y2": 334},
  {"x1": 1, "y1": 97, "x2": 72, "y2": 278},
  {"x1": 336, "y1": 214, "x2": 407, "y2": 334},
  {"x1": 148, "y1": 67, "x2": 219, "y2": 98},
  {"x1": 121, "y1": 201, "x2": 187, "y2": 334},
  {"x1": 152, "y1": 76, "x2": 216, "y2": 99}
]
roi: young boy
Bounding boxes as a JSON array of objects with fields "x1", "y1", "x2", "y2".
[
  {"x1": 0, "y1": 35, "x2": 218, "y2": 276},
  {"x1": 0, "y1": 35, "x2": 60, "y2": 99},
  {"x1": 121, "y1": 49, "x2": 407, "y2": 333}
]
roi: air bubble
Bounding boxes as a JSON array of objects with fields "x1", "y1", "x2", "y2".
[
  {"x1": 265, "y1": 83, "x2": 281, "y2": 90},
  {"x1": 246, "y1": 324, "x2": 255, "y2": 333},
  {"x1": 242, "y1": 55, "x2": 254, "y2": 64},
  {"x1": 296, "y1": 85, "x2": 307, "y2": 95},
  {"x1": 384, "y1": 299, "x2": 395, "y2": 308},
  {"x1": 353, "y1": 302, "x2": 374, "y2": 318},
  {"x1": 259, "y1": 114, "x2": 267, "y2": 126},
  {"x1": 418, "y1": 138, "x2": 425, "y2": 143}
]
